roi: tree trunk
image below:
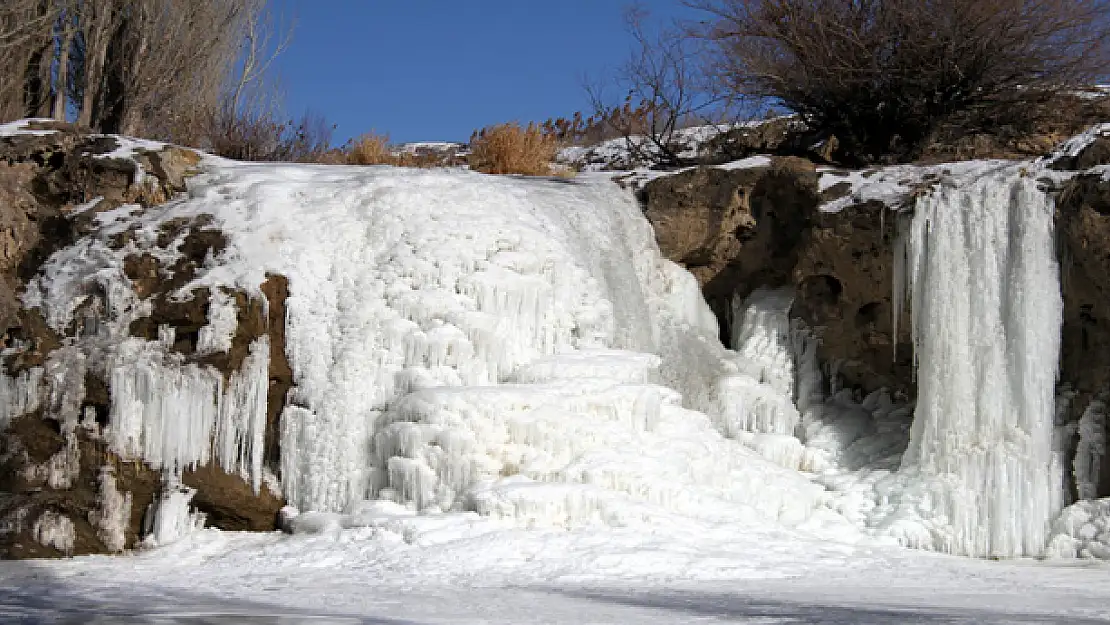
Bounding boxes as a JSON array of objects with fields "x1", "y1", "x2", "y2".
[
  {"x1": 53, "y1": 11, "x2": 74, "y2": 122},
  {"x1": 76, "y1": 1, "x2": 114, "y2": 130}
]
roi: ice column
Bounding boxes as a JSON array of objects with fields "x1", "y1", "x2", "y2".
[
  {"x1": 897, "y1": 169, "x2": 1063, "y2": 557},
  {"x1": 720, "y1": 288, "x2": 802, "y2": 436}
]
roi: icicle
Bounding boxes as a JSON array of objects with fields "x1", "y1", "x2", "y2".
[
  {"x1": 106, "y1": 337, "x2": 269, "y2": 489},
  {"x1": 214, "y1": 337, "x2": 270, "y2": 493},
  {"x1": 0, "y1": 366, "x2": 44, "y2": 430},
  {"x1": 196, "y1": 288, "x2": 238, "y2": 355}
]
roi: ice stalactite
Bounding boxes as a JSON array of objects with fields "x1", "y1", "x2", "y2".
[
  {"x1": 892, "y1": 168, "x2": 1064, "y2": 557},
  {"x1": 0, "y1": 367, "x2": 43, "y2": 430}
]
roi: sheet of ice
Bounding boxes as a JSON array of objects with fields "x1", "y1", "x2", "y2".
[{"x1": 880, "y1": 166, "x2": 1064, "y2": 557}]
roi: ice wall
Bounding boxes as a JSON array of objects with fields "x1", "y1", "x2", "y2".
[
  {"x1": 10, "y1": 159, "x2": 833, "y2": 533},
  {"x1": 892, "y1": 168, "x2": 1064, "y2": 557}
]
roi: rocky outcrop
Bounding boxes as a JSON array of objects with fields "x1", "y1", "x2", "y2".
[
  {"x1": 1057, "y1": 172, "x2": 1110, "y2": 497},
  {"x1": 641, "y1": 160, "x2": 914, "y2": 396},
  {"x1": 643, "y1": 129, "x2": 1110, "y2": 491},
  {"x1": 0, "y1": 122, "x2": 287, "y2": 558}
]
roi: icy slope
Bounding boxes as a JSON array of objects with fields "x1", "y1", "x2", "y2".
[{"x1": 20, "y1": 159, "x2": 834, "y2": 534}]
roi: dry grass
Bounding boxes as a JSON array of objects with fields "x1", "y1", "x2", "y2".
[
  {"x1": 345, "y1": 133, "x2": 395, "y2": 165},
  {"x1": 340, "y1": 132, "x2": 454, "y2": 168},
  {"x1": 468, "y1": 122, "x2": 557, "y2": 176}
]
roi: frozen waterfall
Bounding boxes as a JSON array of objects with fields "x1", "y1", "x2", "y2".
[{"x1": 891, "y1": 167, "x2": 1064, "y2": 557}]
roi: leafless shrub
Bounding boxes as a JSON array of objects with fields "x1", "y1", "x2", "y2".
[
  {"x1": 691, "y1": 0, "x2": 1110, "y2": 164},
  {"x1": 586, "y1": 6, "x2": 731, "y2": 168}
]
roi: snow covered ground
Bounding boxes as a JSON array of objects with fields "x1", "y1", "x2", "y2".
[{"x1": 4, "y1": 525, "x2": 1110, "y2": 623}]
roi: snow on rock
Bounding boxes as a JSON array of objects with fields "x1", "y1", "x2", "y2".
[
  {"x1": 0, "y1": 118, "x2": 60, "y2": 137},
  {"x1": 876, "y1": 166, "x2": 1064, "y2": 557}
]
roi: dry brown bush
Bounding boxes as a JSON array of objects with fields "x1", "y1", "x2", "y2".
[
  {"x1": 693, "y1": 0, "x2": 1110, "y2": 164},
  {"x1": 341, "y1": 133, "x2": 452, "y2": 168},
  {"x1": 468, "y1": 123, "x2": 557, "y2": 176},
  {"x1": 345, "y1": 133, "x2": 395, "y2": 165}
]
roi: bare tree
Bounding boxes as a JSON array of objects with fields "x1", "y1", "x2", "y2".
[
  {"x1": 2, "y1": 0, "x2": 290, "y2": 142},
  {"x1": 690, "y1": 0, "x2": 1110, "y2": 163},
  {"x1": 0, "y1": 0, "x2": 60, "y2": 121},
  {"x1": 586, "y1": 6, "x2": 726, "y2": 168}
]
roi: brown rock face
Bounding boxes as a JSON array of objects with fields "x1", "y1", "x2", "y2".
[
  {"x1": 641, "y1": 159, "x2": 915, "y2": 395},
  {"x1": 793, "y1": 203, "x2": 914, "y2": 395},
  {"x1": 641, "y1": 158, "x2": 820, "y2": 342},
  {"x1": 1057, "y1": 173, "x2": 1110, "y2": 496},
  {"x1": 0, "y1": 124, "x2": 289, "y2": 558}
]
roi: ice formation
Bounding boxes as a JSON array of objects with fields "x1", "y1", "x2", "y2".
[
  {"x1": 886, "y1": 167, "x2": 1064, "y2": 557},
  {"x1": 106, "y1": 336, "x2": 270, "y2": 492},
  {"x1": 89, "y1": 467, "x2": 132, "y2": 553},
  {"x1": 724, "y1": 288, "x2": 801, "y2": 437},
  {"x1": 32, "y1": 510, "x2": 75, "y2": 554},
  {"x1": 1074, "y1": 399, "x2": 1106, "y2": 501},
  {"x1": 0, "y1": 159, "x2": 831, "y2": 535},
  {"x1": 1048, "y1": 498, "x2": 1110, "y2": 559},
  {"x1": 142, "y1": 483, "x2": 205, "y2": 548},
  {"x1": 2, "y1": 129, "x2": 1085, "y2": 557}
]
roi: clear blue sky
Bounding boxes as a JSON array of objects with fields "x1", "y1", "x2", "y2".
[{"x1": 270, "y1": 1, "x2": 702, "y2": 145}]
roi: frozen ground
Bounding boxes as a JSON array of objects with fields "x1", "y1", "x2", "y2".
[{"x1": 2, "y1": 524, "x2": 1110, "y2": 624}]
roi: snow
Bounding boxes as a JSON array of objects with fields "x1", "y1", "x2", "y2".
[
  {"x1": 4, "y1": 520, "x2": 1110, "y2": 623},
  {"x1": 0, "y1": 118, "x2": 59, "y2": 137}
]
